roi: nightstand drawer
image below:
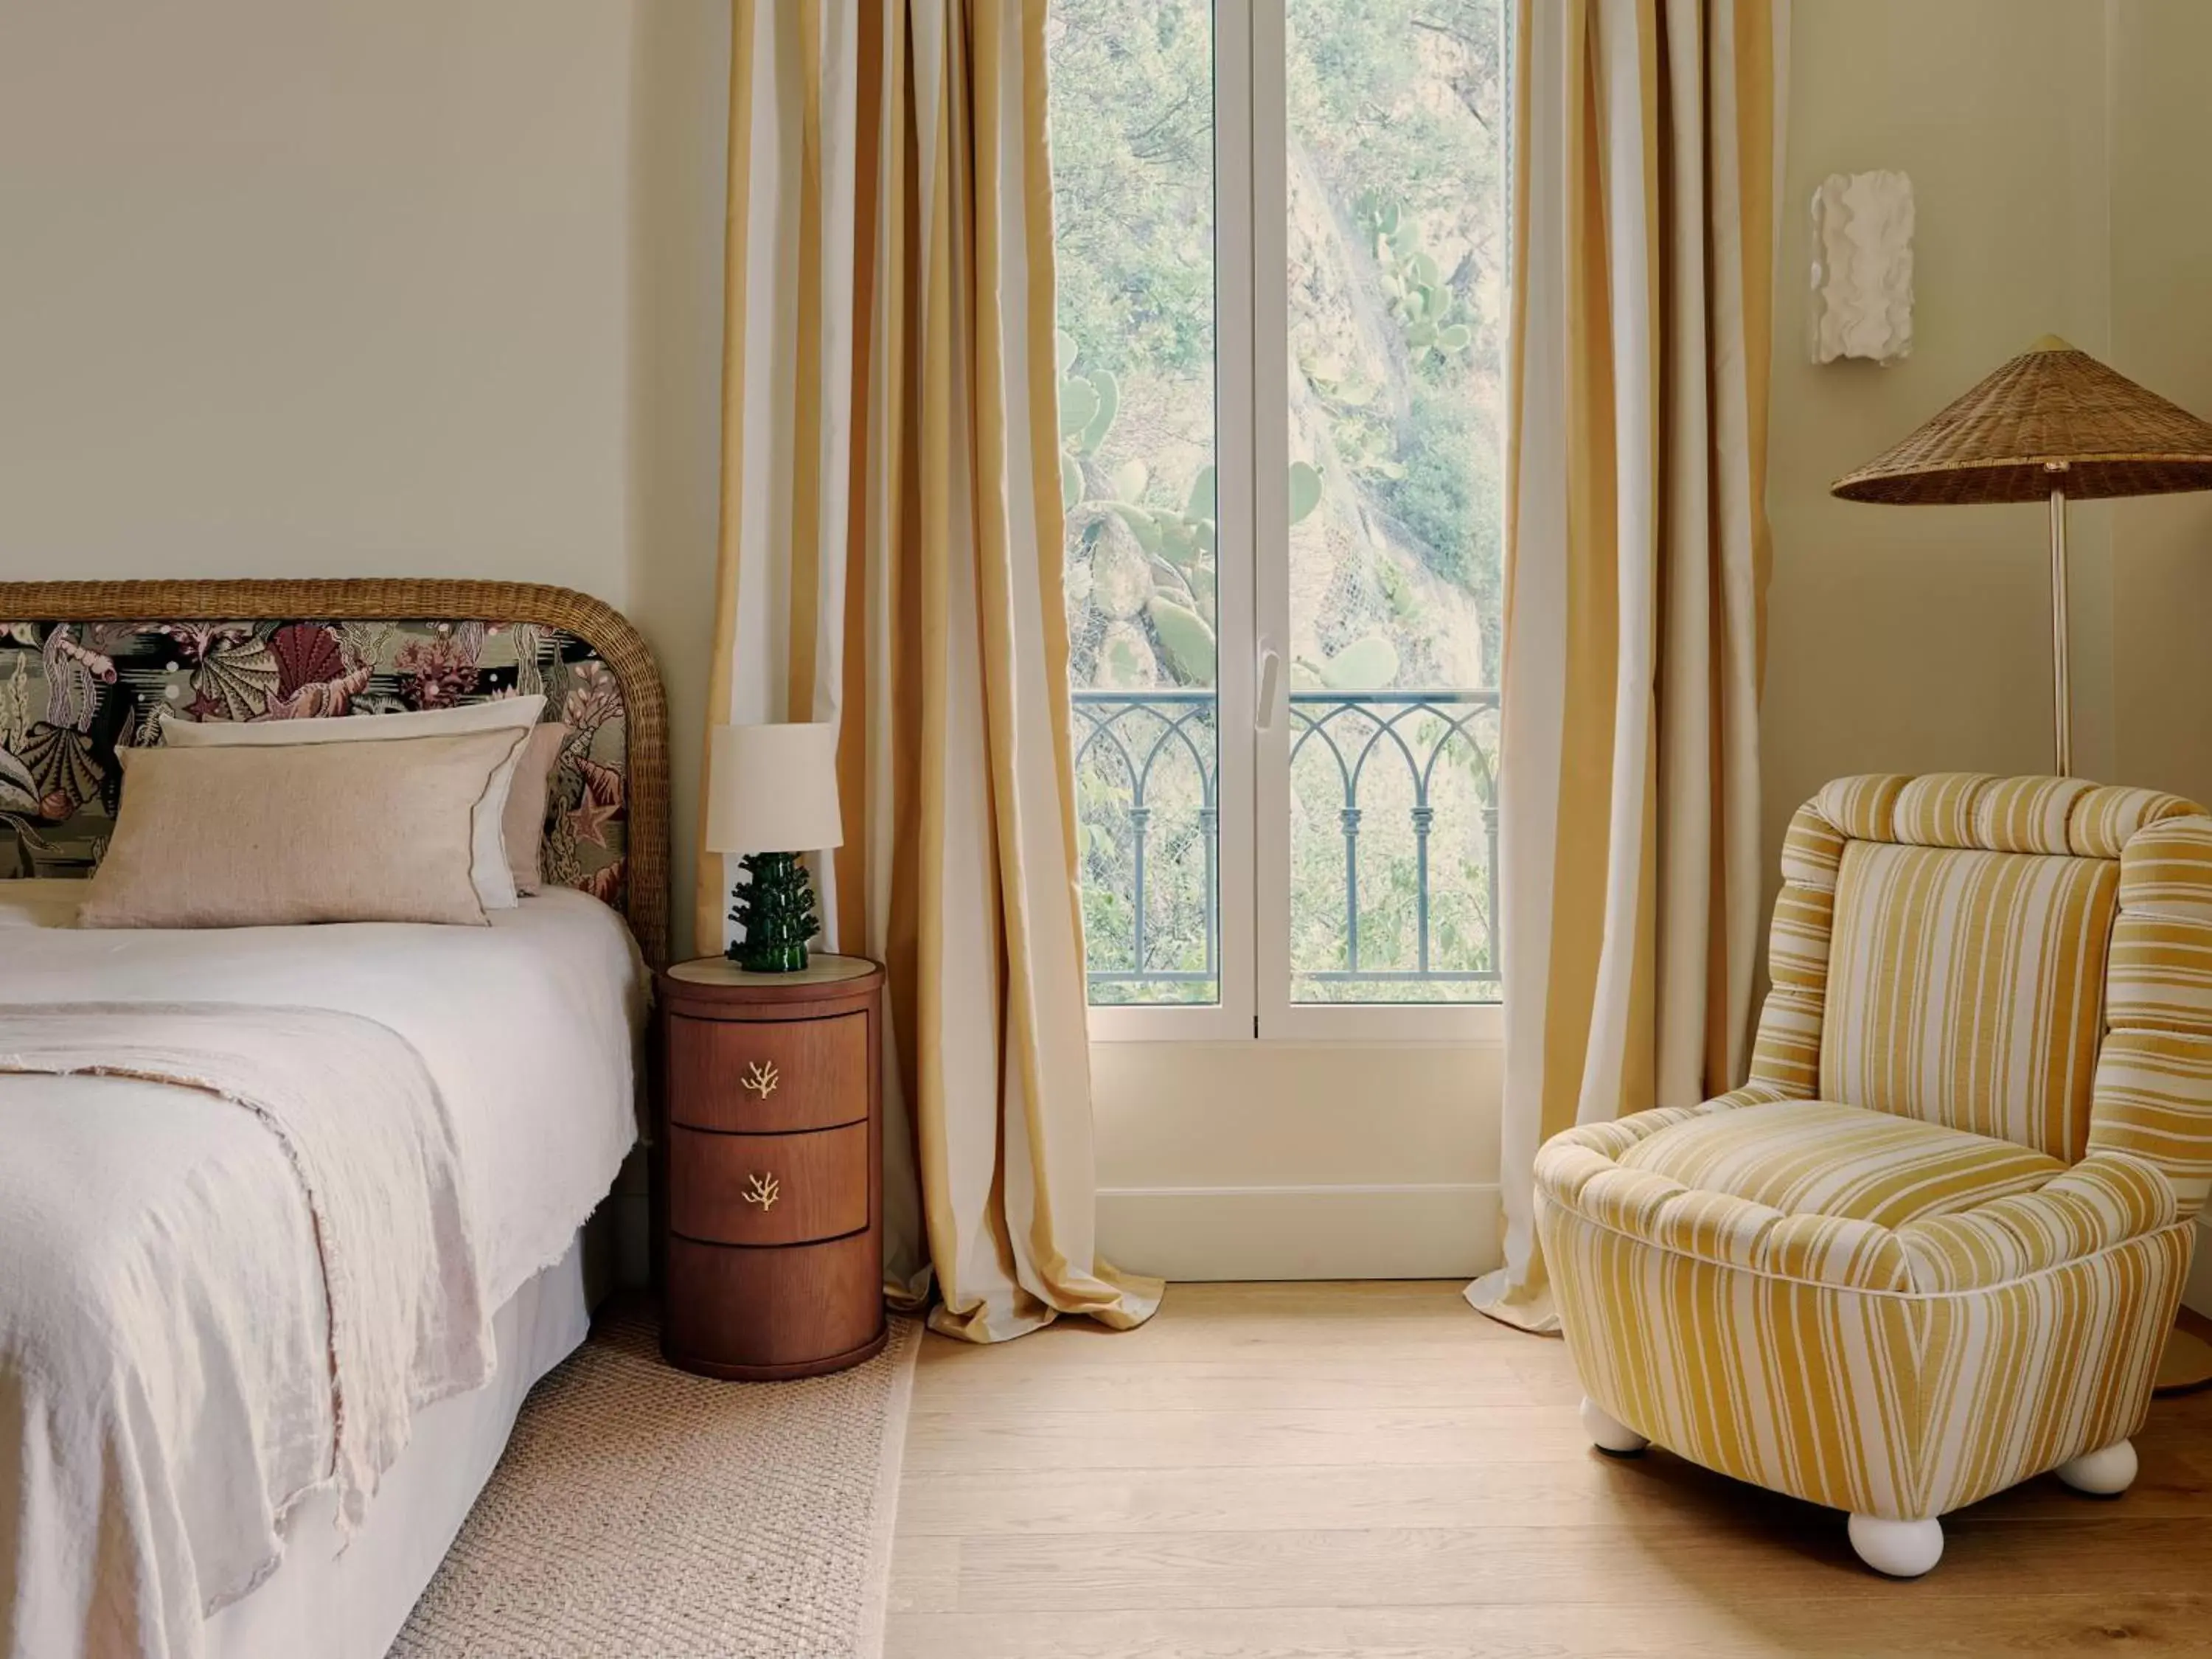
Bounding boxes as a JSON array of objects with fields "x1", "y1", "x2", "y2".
[
  {"x1": 669, "y1": 1122, "x2": 869, "y2": 1246},
  {"x1": 663, "y1": 1231, "x2": 884, "y2": 1376},
  {"x1": 667, "y1": 1010, "x2": 867, "y2": 1133}
]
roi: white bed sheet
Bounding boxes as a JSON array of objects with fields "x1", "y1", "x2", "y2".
[
  {"x1": 0, "y1": 883, "x2": 645, "y2": 1655},
  {"x1": 0, "y1": 882, "x2": 645, "y2": 1311}
]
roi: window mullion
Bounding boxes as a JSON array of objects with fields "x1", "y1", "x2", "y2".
[
  {"x1": 1248, "y1": 0, "x2": 1292, "y2": 1043},
  {"x1": 1203, "y1": 0, "x2": 1259, "y2": 1041}
]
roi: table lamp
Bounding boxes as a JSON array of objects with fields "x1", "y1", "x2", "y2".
[
  {"x1": 706, "y1": 723, "x2": 844, "y2": 972},
  {"x1": 1832, "y1": 335, "x2": 2212, "y2": 776}
]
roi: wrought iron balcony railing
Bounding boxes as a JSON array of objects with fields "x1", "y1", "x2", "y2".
[{"x1": 1071, "y1": 687, "x2": 1500, "y2": 1005}]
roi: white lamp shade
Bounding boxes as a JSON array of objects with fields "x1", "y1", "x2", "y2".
[{"x1": 705, "y1": 723, "x2": 844, "y2": 855}]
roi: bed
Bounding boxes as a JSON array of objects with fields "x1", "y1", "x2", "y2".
[{"x1": 0, "y1": 580, "x2": 669, "y2": 1659}]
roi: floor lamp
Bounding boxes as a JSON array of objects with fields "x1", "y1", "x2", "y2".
[{"x1": 1834, "y1": 335, "x2": 2212, "y2": 1389}]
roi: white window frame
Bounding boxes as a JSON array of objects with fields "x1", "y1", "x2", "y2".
[{"x1": 1084, "y1": 0, "x2": 1503, "y2": 1048}]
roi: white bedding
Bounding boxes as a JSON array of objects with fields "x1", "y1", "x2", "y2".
[
  {"x1": 1, "y1": 1004, "x2": 496, "y2": 1655},
  {"x1": 0, "y1": 884, "x2": 646, "y2": 1659},
  {"x1": 201, "y1": 1237, "x2": 594, "y2": 1659}
]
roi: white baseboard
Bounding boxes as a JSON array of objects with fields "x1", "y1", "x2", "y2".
[
  {"x1": 1096, "y1": 1182, "x2": 1501, "y2": 1282},
  {"x1": 2187, "y1": 1216, "x2": 2212, "y2": 1319}
]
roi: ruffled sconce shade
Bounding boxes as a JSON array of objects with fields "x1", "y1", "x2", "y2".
[{"x1": 1810, "y1": 170, "x2": 1914, "y2": 364}]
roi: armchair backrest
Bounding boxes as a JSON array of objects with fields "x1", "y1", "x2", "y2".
[{"x1": 1752, "y1": 774, "x2": 2212, "y2": 1201}]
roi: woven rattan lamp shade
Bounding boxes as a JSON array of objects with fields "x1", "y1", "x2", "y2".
[{"x1": 1832, "y1": 337, "x2": 2212, "y2": 504}]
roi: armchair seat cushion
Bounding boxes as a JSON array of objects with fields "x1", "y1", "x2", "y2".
[
  {"x1": 1618, "y1": 1099, "x2": 2063, "y2": 1229},
  {"x1": 1537, "y1": 1091, "x2": 2180, "y2": 1297}
]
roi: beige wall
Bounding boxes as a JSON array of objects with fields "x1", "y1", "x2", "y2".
[
  {"x1": 0, "y1": 1, "x2": 637, "y2": 602},
  {"x1": 629, "y1": 1, "x2": 734, "y2": 962},
  {"x1": 2110, "y1": 1, "x2": 2212, "y2": 811}
]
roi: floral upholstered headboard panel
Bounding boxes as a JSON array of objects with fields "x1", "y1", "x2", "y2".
[{"x1": 0, "y1": 580, "x2": 669, "y2": 966}]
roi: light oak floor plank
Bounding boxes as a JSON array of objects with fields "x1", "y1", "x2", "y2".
[
  {"x1": 887, "y1": 1280, "x2": 2212, "y2": 1657},
  {"x1": 881, "y1": 1594, "x2": 2212, "y2": 1659}
]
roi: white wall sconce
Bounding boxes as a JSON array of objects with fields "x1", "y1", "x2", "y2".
[{"x1": 1809, "y1": 170, "x2": 1914, "y2": 364}]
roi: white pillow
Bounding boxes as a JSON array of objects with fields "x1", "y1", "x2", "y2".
[
  {"x1": 164, "y1": 694, "x2": 547, "y2": 910},
  {"x1": 502, "y1": 722, "x2": 569, "y2": 894}
]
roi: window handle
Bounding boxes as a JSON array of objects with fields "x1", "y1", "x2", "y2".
[{"x1": 1256, "y1": 647, "x2": 1283, "y2": 731}]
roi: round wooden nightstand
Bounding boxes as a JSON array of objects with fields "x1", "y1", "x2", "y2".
[{"x1": 655, "y1": 953, "x2": 887, "y2": 1380}]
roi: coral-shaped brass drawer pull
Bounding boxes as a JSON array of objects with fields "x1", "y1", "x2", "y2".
[
  {"x1": 740, "y1": 1060, "x2": 780, "y2": 1099},
  {"x1": 742, "y1": 1172, "x2": 781, "y2": 1211}
]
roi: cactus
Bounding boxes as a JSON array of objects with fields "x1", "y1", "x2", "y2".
[
  {"x1": 1060, "y1": 339, "x2": 1340, "y2": 693},
  {"x1": 1096, "y1": 622, "x2": 1158, "y2": 688},
  {"x1": 1057, "y1": 330, "x2": 1123, "y2": 508},
  {"x1": 1147, "y1": 594, "x2": 1216, "y2": 683},
  {"x1": 1083, "y1": 512, "x2": 1154, "y2": 620},
  {"x1": 1354, "y1": 195, "x2": 1474, "y2": 369},
  {"x1": 1315, "y1": 633, "x2": 1401, "y2": 691},
  {"x1": 1060, "y1": 334, "x2": 1220, "y2": 689}
]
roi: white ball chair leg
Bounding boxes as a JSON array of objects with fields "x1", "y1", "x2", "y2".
[
  {"x1": 1579, "y1": 1395, "x2": 1649, "y2": 1455},
  {"x1": 2056, "y1": 1439, "x2": 2138, "y2": 1496},
  {"x1": 1847, "y1": 1514, "x2": 1944, "y2": 1578}
]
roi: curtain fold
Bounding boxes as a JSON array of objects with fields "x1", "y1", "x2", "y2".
[
  {"x1": 1467, "y1": 0, "x2": 1780, "y2": 1333},
  {"x1": 703, "y1": 0, "x2": 1162, "y2": 1343}
]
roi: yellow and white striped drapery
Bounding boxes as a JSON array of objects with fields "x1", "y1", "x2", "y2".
[
  {"x1": 701, "y1": 0, "x2": 1161, "y2": 1343},
  {"x1": 1468, "y1": 0, "x2": 1782, "y2": 1332}
]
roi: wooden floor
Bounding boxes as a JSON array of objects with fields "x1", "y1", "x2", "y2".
[{"x1": 886, "y1": 1281, "x2": 2212, "y2": 1658}]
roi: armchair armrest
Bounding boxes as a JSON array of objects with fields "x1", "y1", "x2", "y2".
[
  {"x1": 1540, "y1": 1080, "x2": 1798, "y2": 1164},
  {"x1": 1896, "y1": 1152, "x2": 2180, "y2": 1294}
]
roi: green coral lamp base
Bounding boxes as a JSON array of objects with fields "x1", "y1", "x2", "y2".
[
  {"x1": 731, "y1": 939, "x2": 812, "y2": 973},
  {"x1": 726, "y1": 850, "x2": 821, "y2": 974}
]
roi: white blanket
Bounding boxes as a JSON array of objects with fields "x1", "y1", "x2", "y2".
[
  {"x1": 0, "y1": 884, "x2": 644, "y2": 1312},
  {"x1": 0, "y1": 886, "x2": 647, "y2": 1659},
  {"x1": 0, "y1": 1005, "x2": 493, "y2": 1658}
]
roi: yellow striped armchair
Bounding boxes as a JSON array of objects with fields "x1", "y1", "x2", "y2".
[{"x1": 1540, "y1": 773, "x2": 2212, "y2": 1576}]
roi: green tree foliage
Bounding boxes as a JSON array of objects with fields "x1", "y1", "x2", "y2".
[{"x1": 1046, "y1": 4, "x2": 1214, "y2": 383}]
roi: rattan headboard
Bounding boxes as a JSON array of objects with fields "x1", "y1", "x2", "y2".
[{"x1": 0, "y1": 579, "x2": 669, "y2": 967}]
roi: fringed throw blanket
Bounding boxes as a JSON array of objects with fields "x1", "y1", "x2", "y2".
[{"x1": 0, "y1": 1005, "x2": 493, "y2": 1659}]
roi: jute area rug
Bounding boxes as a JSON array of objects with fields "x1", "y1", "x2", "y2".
[{"x1": 391, "y1": 1305, "x2": 921, "y2": 1659}]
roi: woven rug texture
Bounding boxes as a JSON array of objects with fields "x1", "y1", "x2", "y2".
[{"x1": 390, "y1": 1307, "x2": 920, "y2": 1659}]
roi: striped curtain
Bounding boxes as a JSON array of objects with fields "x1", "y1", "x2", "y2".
[
  {"x1": 1466, "y1": 0, "x2": 1783, "y2": 1332},
  {"x1": 701, "y1": 0, "x2": 1161, "y2": 1343}
]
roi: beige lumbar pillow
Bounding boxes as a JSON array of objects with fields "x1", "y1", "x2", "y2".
[
  {"x1": 163, "y1": 693, "x2": 546, "y2": 909},
  {"x1": 76, "y1": 728, "x2": 531, "y2": 929}
]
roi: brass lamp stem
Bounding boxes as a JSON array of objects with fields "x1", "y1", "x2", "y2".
[{"x1": 2048, "y1": 484, "x2": 2071, "y2": 778}]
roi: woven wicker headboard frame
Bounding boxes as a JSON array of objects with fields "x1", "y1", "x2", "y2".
[{"x1": 0, "y1": 579, "x2": 669, "y2": 967}]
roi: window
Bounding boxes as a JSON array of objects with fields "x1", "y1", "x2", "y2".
[{"x1": 1048, "y1": 0, "x2": 1509, "y2": 1040}]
